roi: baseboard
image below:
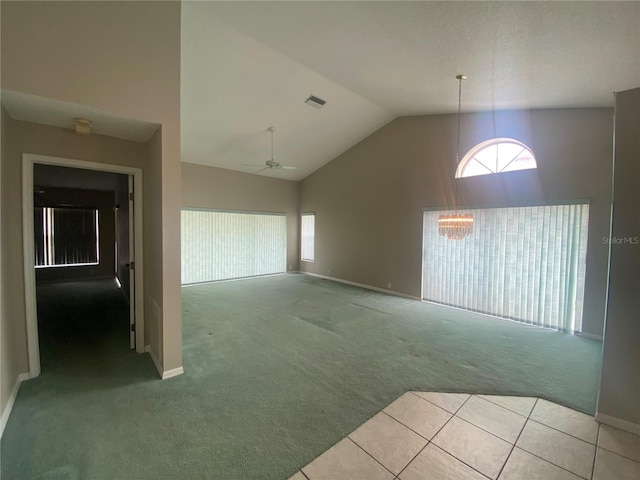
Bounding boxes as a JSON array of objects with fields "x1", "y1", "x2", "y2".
[
  {"x1": 181, "y1": 272, "x2": 287, "y2": 288},
  {"x1": 595, "y1": 412, "x2": 640, "y2": 435},
  {"x1": 1, "y1": 373, "x2": 30, "y2": 437},
  {"x1": 578, "y1": 332, "x2": 603, "y2": 341},
  {"x1": 162, "y1": 367, "x2": 184, "y2": 380},
  {"x1": 301, "y1": 272, "x2": 421, "y2": 301},
  {"x1": 146, "y1": 345, "x2": 184, "y2": 380}
]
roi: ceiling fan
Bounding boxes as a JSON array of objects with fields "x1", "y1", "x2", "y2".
[{"x1": 244, "y1": 126, "x2": 298, "y2": 173}]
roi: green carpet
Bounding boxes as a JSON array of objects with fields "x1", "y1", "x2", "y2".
[{"x1": 1, "y1": 274, "x2": 602, "y2": 479}]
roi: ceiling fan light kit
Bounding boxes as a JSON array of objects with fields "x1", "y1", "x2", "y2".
[{"x1": 244, "y1": 126, "x2": 298, "y2": 173}]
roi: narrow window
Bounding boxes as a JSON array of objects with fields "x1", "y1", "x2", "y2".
[
  {"x1": 456, "y1": 138, "x2": 537, "y2": 178},
  {"x1": 34, "y1": 207, "x2": 99, "y2": 267},
  {"x1": 300, "y1": 213, "x2": 315, "y2": 262}
]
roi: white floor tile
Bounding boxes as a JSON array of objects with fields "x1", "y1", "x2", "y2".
[
  {"x1": 298, "y1": 394, "x2": 610, "y2": 480},
  {"x1": 457, "y1": 396, "x2": 527, "y2": 443},
  {"x1": 349, "y1": 412, "x2": 427, "y2": 475},
  {"x1": 598, "y1": 424, "x2": 640, "y2": 462},
  {"x1": 412, "y1": 391, "x2": 470, "y2": 414},
  {"x1": 287, "y1": 472, "x2": 308, "y2": 480},
  {"x1": 530, "y1": 399, "x2": 599, "y2": 444},
  {"x1": 399, "y1": 443, "x2": 487, "y2": 480},
  {"x1": 384, "y1": 392, "x2": 452, "y2": 440},
  {"x1": 593, "y1": 447, "x2": 640, "y2": 480},
  {"x1": 478, "y1": 395, "x2": 537, "y2": 417},
  {"x1": 432, "y1": 416, "x2": 512, "y2": 479},
  {"x1": 302, "y1": 438, "x2": 394, "y2": 480},
  {"x1": 498, "y1": 447, "x2": 582, "y2": 480},
  {"x1": 516, "y1": 420, "x2": 595, "y2": 479}
]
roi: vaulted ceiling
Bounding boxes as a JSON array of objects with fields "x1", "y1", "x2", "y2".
[
  {"x1": 3, "y1": 2, "x2": 638, "y2": 182},
  {"x1": 181, "y1": 1, "x2": 639, "y2": 181}
]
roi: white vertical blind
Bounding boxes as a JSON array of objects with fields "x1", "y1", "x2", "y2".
[
  {"x1": 301, "y1": 213, "x2": 315, "y2": 262},
  {"x1": 422, "y1": 204, "x2": 589, "y2": 333},
  {"x1": 181, "y1": 209, "x2": 287, "y2": 285}
]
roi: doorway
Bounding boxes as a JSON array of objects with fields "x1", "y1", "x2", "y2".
[{"x1": 22, "y1": 153, "x2": 144, "y2": 378}]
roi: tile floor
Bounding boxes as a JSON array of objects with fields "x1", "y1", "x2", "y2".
[{"x1": 289, "y1": 392, "x2": 640, "y2": 480}]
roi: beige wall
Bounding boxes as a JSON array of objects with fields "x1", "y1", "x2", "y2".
[
  {"x1": 300, "y1": 108, "x2": 613, "y2": 338},
  {"x1": 145, "y1": 128, "x2": 165, "y2": 362},
  {"x1": 1, "y1": 0, "x2": 182, "y2": 372},
  {"x1": 598, "y1": 88, "x2": 639, "y2": 426},
  {"x1": 1, "y1": 110, "x2": 30, "y2": 415},
  {"x1": 181, "y1": 163, "x2": 301, "y2": 272}
]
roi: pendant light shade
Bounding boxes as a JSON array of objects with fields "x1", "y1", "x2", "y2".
[{"x1": 438, "y1": 213, "x2": 474, "y2": 240}]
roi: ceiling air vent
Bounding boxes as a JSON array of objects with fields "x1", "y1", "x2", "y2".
[{"x1": 305, "y1": 95, "x2": 327, "y2": 109}]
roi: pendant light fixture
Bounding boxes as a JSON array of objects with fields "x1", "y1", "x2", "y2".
[{"x1": 438, "y1": 74, "x2": 474, "y2": 240}]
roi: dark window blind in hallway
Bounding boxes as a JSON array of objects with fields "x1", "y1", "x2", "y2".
[
  {"x1": 34, "y1": 207, "x2": 99, "y2": 267},
  {"x1": 181, "y1": 209, "x2": 287, "y2": 285},
  {"x1": 422, "y1": 204, "x2": 589, "y2": 333}
]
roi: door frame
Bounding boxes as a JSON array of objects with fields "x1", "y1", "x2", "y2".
[
  {"x1": 22, "y1": 153, "x2": 145, "y2": 378},
  {"x1": 127, "y1": 175, "x2": 136, "y2": 349}
]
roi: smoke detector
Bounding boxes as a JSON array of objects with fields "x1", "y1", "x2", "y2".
[
  {"x1": 304, "y1": 95, "x2": 327, "y2": 109},
  {"x1": 74, "y1": 117, "x2": 92, "y2": 135}
]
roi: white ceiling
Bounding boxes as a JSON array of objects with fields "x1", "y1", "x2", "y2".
[
  {"x1": 182, "y1": 1, "x2": 639, "y2": 181},
  {"x1": 1, "y1": 90, "x2": 159, "y2": 143},
  {"x1": 203, "y1": 1, "x2": 640, "y2": 114},
  {"x1": 181, "y1": 2, "x2": 394, "y2": 181}
]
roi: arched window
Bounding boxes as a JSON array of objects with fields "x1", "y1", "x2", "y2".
[{"x1": 455, "y1": 138, "x2": 537, "y2": 178}]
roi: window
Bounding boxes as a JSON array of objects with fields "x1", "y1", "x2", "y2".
[
  {"x1": 181, "y1": 210, "x2": 287, "y2": 284},
  {"x1": 422, "y1": 203, "x2": 589, "y2": 333},
  {"x1": 300, "y1": 213, "x2": 315, "y2": 262},
  {"x1": 34, "y1": 207, "x2": 99, "y2": 267},
  {"x1": 456, "y1": 138, "x2": 537, "y2": 178}
]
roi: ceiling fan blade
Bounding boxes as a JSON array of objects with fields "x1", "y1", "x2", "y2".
[
  {"x1": 254, "y1": 167, "x2": 269, "y2": 174},
  {"x1": 243, "y1": 164, "x2": 267, "y2": 167},
  {"x1": 279, "y1": 165, "x2": 298, "y2": 170}
]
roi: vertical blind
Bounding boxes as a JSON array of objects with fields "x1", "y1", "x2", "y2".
[
  {"x1": 301, "y1": 213, "x2": 315, "y2": 262},
  {"x1": 422, "y1": 204, "x2": 589, "y2": 333},
  {"x1": 181, "y1": 209, "x2": 287, "y2": 285},
  {"x1": 34, "y1": 207, "x2": 99, "y2": 267}
]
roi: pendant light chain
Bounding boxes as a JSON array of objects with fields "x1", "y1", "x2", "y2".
[{"x1": 456, "y1": 74, "x2": 466, "y2": 164}]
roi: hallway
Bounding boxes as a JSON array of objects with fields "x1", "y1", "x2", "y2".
[{"x1": 35, "y1": 277, "x2": 154, "y2": 379}]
